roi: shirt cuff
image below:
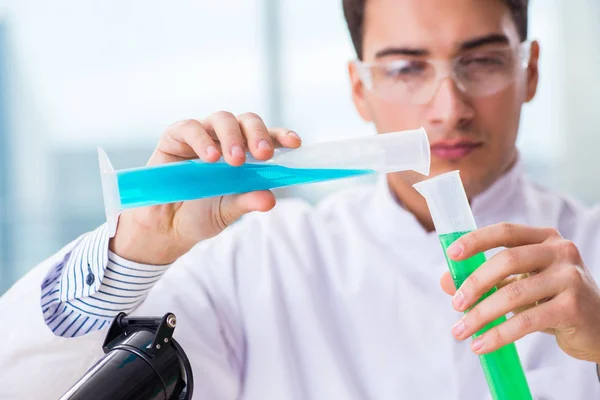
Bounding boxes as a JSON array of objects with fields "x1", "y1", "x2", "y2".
[
  {"x1": 41, "y1": 224, "x2": 173, "y2": 337},
  {"x1": 56, "y1": 249, "x2": 172, "y2": 326},
  {"x1": 57, "y1": 223, "x2": 172, "y2": 302}
]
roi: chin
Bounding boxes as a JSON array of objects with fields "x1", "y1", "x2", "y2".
[
  {"x1": 428, "y1": 161, "x2": 466, "y2": 178},
  {"x1": 429, "y1": 160, "x2": 491, "y2": 196}
]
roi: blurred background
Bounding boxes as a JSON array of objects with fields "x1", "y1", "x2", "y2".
[{"x1": 0, "y1": 0, "x2": 599, "y2": 294}]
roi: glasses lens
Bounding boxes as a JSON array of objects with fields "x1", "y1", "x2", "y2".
[
  {"x1": 369, "y1": 60, "x2": 436, "y2": 104},
  {"x1": 454, "y1": 47, "x2": 522, "y2": 97}
]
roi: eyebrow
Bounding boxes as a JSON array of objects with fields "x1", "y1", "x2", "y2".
[
  {"x1": 374, "y1": 33, "x2": 511, "y2": 59},
  {"x1": 375, "y1": 47, "x2": 429, "y2": 59},
  {"x1": 460, "y1": 33, "x2": 510, "y2": 50}
]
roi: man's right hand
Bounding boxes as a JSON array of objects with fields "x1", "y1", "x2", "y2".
[{"x1": 109, "y1": 112, "x2": 302, "y2": 265}]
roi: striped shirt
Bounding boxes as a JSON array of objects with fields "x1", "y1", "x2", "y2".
[{"x1": 40, "y1": 224, "x2": 171, "y2": 338}]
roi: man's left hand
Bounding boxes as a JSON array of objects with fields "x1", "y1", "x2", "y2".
[{"x1": 440, "y1": 223, "x2": 600, "y2": 363}]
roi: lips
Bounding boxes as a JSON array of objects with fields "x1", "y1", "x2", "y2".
[{"x1": 430, "y1": 141, "x2": 483, "y2": 161}]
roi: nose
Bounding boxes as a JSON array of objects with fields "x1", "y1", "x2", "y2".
[{"x1": 426, "y1": 77, "x2": 475, "y2": 129}]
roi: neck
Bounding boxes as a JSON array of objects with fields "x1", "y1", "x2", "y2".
[{"x1": 388, "y1": 155, "x2": 520, "y2": 234}]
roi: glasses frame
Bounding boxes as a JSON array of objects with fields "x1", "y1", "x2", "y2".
[{"x1": 354, "y1": 40, "x2": 533, "y2": 104}]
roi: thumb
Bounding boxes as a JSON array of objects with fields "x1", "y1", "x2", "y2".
[
  {"x1": 440, "y1": 271, "x2": 457, "y2": 295},
  {"x1": 218, "y1": 190, "x2": 277, "y2": 227}
]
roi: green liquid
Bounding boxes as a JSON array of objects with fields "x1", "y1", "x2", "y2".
[{"x1": 439, "y1": 231, "x2": 532, "y2": 400}]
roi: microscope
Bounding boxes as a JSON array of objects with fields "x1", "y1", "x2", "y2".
[{"x1": 59, "y1": 312, "x2": 193, "y2": 400}]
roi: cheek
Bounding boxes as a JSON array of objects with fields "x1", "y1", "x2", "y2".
[
  {"x1": 367, "y1": 96, "x2": 424, "y2": 132},
  {"x1": 475, "y1": 90, "x2": 522, "y2": 149}
]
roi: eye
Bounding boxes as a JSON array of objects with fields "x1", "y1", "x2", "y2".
[
  {"x1": 460, "y1": 54, "x2": 507, "y2": 68},
  {"x1": 386, "y1": 61, "x2": 427, "y2": 77}
]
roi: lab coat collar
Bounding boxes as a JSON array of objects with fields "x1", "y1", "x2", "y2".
[
  {"x1": 471, "y1": 159, "x2": 525, "y2": 225},
  {"x1": 368, "y1": 158, "x2": 525, "y2": 244}
]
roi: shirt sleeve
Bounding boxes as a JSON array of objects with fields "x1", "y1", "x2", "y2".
[
  {"x1": 0, "y1": 217, "x2": 252, "y2": 400},
  {"x1": 40, "y1": 223, "x2": 172, "y2": 337}
]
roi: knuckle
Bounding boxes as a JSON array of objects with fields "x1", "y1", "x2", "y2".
[
  {"x1": 544, "y1": 227, "x2": 562, "y2": 240},
  {"x1": 558, "y1": 240, "x2": 581, "y2": 262},
  {"x1": 504, "y1": 281, "x2": 526, "y2": 303},
  {"x1": 178, "y1": 118, "x2": 202, "y2": 128},
  {"x1": 516, "y1": 312, "x2": 535, "y2": 332},
  {"x1": 464, "y1": 274, "x2": 480, "y2": 295},
  {"x1": 166, "y1": 119, "x2": 201, "y2": 135},
  {"x1": 212, "y1": 110, "x2": 236, "y2": 121},
  {"x1": 175, "y1": 118, "x2": 202, "y2": 128},
  {"x1": 558, "y1": 263, "x2": 585, "y2": 287},
  {"x1": 459, "y1": 235, "x2": 473, "y2": 251},
  {"x1": 499, "y1": 222, "x2": 515, "y2": 238},
  {"x1": 487, "y1": 326, "x2": 503, "y2": 348},
  {"x1": 239, "y1": 117, "x2": 269, "y2": 140},
  {"x1": 501, "y1": 249, "x2": 520, "y2": 271},
  {"x1": 157, "y1": 134, "x2": 185, "y2": 153},
  {"x1": 237, "y1": 111, "x2": 262, "y2": 121},
  {"x1": 557, "y1": 292, "x2": 579, "y2": 314},
  {"x1": 469, "y1": 304, "x2": 483, "y2": 323},
  {"x1": 536, "y1": 307, "x2": 554, "y2": 326}
]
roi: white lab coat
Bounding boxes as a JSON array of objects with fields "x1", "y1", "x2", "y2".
[{"x1": 1, "y1": 162, "x2": 600, "y2": 399}]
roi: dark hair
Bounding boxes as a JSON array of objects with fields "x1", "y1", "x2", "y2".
[{"x1": 342, "y1": 0, "x2": 529, "y2": 59}]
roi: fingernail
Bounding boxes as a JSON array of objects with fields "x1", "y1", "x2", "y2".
[
  {"x1": 472, "y1": 337, "x2": 484, "y2": 354},
  {"x1": 453, "y1": 290, "x2": 465, "y2": 310},
  {"x1": 258, "y1": 139, "x2": 271, "y2": 150},
  {"x1": 231, "y1": 145, "x2": 244, "y2": 158},
  {"x1": 206, "y1": 146, "x2": 219, "y2": 157},
  {"x1": 447, "y1": 243, "x2": 463, "y2": 258},
  {"x1": 288, "y1": 131, "x2": 301, "y2": 140},
  {"x1": 451, "y1": 320, "x2": 465, "y2": 338}
]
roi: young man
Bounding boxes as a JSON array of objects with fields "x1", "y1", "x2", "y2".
[{"x1": 2, "y1": 0, "x2": 600, "y2": 398}]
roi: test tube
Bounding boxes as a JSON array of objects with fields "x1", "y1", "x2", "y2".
[
  {"x1": 413, "y1": 171, "x2": 532, "y2": 400},
  {"x1": 99, "y1": 128, "x2": 430, "y2": 237}
]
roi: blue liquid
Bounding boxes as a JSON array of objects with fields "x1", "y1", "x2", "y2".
[{"x1": 116, "y1": 161, "x2": 373, "y2": 209}]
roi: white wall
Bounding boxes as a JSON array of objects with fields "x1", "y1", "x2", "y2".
[
  {"x1": 1, "y1": 0, "x2": 600, "y2": 290},
  {"x1": 3, "y1": 0, "x2": 270, "y2": 284},
  {"x1": 560, "y1": 0, "x2": 600, "y2": 204}
]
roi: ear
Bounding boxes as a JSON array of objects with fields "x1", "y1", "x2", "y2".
[
  {"x1": 348, "y1": 61, "x2": 373, "y2": 122},
  {"x1": 525, "y1": 41, "x2": 540, "y2": 103}
]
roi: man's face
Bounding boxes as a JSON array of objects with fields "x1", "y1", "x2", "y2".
[{"x1": 349, "y1": 0, "x2": 539, "y2": 198}]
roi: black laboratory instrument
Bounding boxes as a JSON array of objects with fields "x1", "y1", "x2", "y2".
[{"x1": 59, "y1": 312, "x2": 193, "y2": 400}]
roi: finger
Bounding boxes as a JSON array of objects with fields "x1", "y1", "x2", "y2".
[
  {"x1": 440, "y1": 271, "x2": 457, "y2": 295},
  {"x1": 205, "y1": 111, "x2": 247, "y2": 166},
  {"x1": 453, "y1": 243, "x2": 557, "y2": 311},
  {"x1": 497, "y1": 275, "x2": 537, "y2": 315},
  {"x1": 469, "y1": 300, "x2": 557, "y2": 354},
  {"x1": 452, "y1": 270, "x2": 560, "y2": 340},
  {"x1": 496, "y1": 274, "x2": 521, "y2": 290},
  {"x1": 152, "y1": 119, "x2": 220, "y2": 166},
  {"x1": 495, "y1": 275, "x2": 537, "y2": 315},
  {"x1": 218, "y1": 190, "x2": 277, "y2": 228},
  {"x1": 441, "y1": 271, "x2": 521, "y2": 298},
  {"x1": 269, "y1": 127, "x2": 302, "y2": 149},
  {"x1": 440, "y1": 263, "x2": 523, "y2": 297},
  {"x1": 237, "y1": 113, "x2": 274, "y2": 160},
  {"x1": 446, "y1": 223, "x2": 561, "y2": 261}
]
